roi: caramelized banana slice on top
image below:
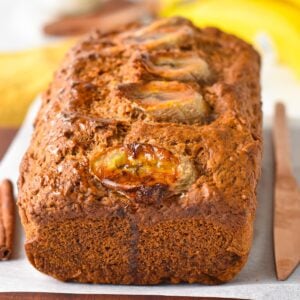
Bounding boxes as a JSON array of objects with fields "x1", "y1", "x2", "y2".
[
  {"x1": 134, "y1": 17, "x2": 192, "y2": 36},
  {"x1": 122, "y1": 18, "x2": 196, "y2": 50},
  {"x1": 90, "y1": 143, "x2": 197, "y2": 203},
  {"x1": 135, "y1": 27, "x2": 195, "y2": 50},
  {"x1": 117, "y1": 81, "x2": 211, "y2": 124},
  {"x1": 139, "y1": 51, "x2": 211, "y2": 81}
]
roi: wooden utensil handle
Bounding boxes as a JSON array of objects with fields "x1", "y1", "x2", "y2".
[{"x1": 273, "y1": 102, "x2": 293, "y2": 176}]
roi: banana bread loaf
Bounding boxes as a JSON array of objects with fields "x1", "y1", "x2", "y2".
[{"x1": 18, "y1": 17, "x2": 262, "y2": 284}]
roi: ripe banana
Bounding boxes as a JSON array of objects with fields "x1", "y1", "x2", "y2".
[{"x1": 0, "y1": 39, "x2": 76, "y2": 127}]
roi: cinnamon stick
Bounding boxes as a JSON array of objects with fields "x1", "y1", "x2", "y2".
[
  {"x1": 0, "y1": 179, "x2": 15, "y2": 260},
  {"x1": 43, "y1": 0, "x2": 159, "y2": 36}
]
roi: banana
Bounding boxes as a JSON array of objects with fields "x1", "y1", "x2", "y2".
[
  {"x1": 0, "y1": 39, "x2": 76, "y2": 127},
  {"x1": 138, "y1": 51, "x2": 211, "y2": 81},
  {"x1": 133, "y1": 17, "x2": 190, "y2": 36},
  {"x1": 121, "y1": 17, "x2": 196, "y2": 50},
  {"x1": 160, "y1": 0, "x2": 300, "y2": 78},
  {"x1": 90, "y1": 143, "x2": 197, "y2": 202},
  {"x1": 116, "y1": 81, "x2": 211, "y2": 124},
  {"x1": 285, "y1": 0, "x2": 300, "y2": 7}
]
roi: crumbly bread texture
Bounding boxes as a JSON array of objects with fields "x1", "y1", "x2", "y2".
[{"x1": 18, "y1": 17, "x2": 262, "y2": 284}]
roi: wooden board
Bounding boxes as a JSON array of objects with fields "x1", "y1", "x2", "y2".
[
  {"x1": 0, "y1": 128, "x2": 18, "y2": 161},
  {"x1": 0, "y1": 293, "x2": 245, "y2": 300}
]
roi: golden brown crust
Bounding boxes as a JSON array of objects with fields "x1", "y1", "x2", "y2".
[{"x1": 18, "y1": 17, "x2": 262, "y2": 284}]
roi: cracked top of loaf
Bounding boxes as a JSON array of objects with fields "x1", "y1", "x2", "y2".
[{"x1": 18, "y1": 17, "x2": 262, "y2": 229}]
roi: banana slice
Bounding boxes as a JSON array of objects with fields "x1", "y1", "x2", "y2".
[
  {"x1": 122, "y1": 17, "x2": 196, "y2": 50},
  {"x1": 90, "y1": 143, "x2": 197, "y2": 202},
  {"x1": 134, "y1": 17, "x2": 192, "y2": 36},
  {"x1": 135, "y1": 26, "x2": 195, "y2": 50},
  {"x1": 116, "y1": 81, "x2": 210, "y2": 124},
  {"x1": 138, "y1": 51, "x2": 210, "y2": 81}
]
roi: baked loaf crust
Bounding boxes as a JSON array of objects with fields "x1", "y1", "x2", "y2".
[{"x1": 18, "y1": 17, "x2": 262, "y2": 284}]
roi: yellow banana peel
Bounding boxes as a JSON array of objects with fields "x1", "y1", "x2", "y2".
[
  {"x1": 288, "y1": 0, "x2": 300, "y2": 7},
  {"x1": 0, "y1": 39, "x2": 76, "y2": 127},
  {"x1": 160, "y1": 0, "x2": 300, "y2": 78}
]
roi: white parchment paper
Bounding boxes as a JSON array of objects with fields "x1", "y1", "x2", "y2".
[{"x1": 0, "y1": 97, "x2": 299, "y2": 299}]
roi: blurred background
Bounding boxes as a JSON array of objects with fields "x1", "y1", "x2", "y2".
[{"x1": 0, "y1": 0, "x2": 300, "y2": 130}]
